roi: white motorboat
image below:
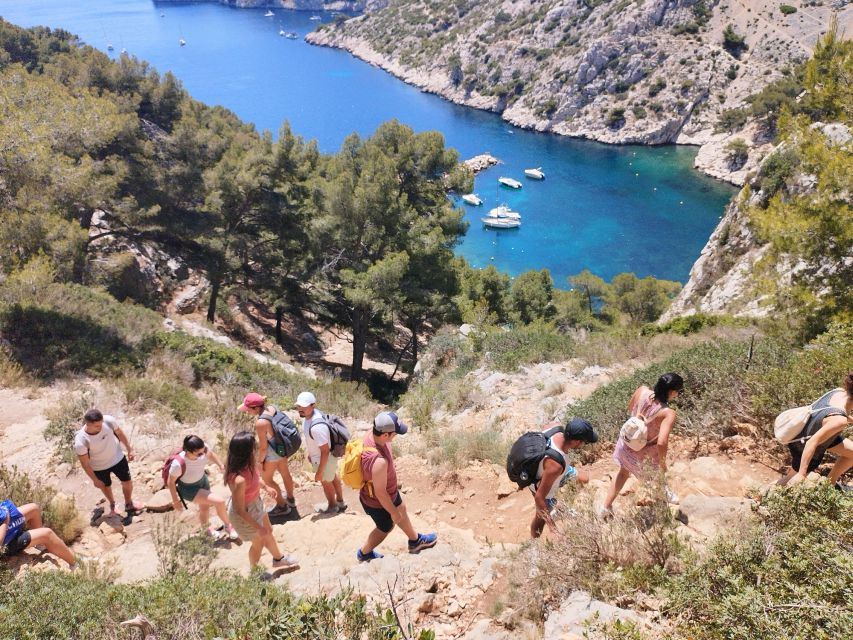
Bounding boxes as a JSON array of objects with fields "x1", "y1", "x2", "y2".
[
  {"x1": 285, "y1": 31, "x2": 298, "y2": 39},
  {"x1": 524, "y1": 167, "x2": 545, "y2": 180},
  {"x1": 489, "y1": 205, "x2": 521, "y2": 220},
  {"x1": 498, "y1": 176, "x2": 522, "y2": 189},
  {"x1": 179, "y1": 38, "x2": 186, "y2": 46},
  {"x1": 264, "y1": 10, "x2": 275, "y2": 17},
  {"x1": 462, "y1": 194, "x2": 483, "y2": 206},
  {"x1": 310, "y1": 15, "x2": 322, "y2": 21},
  {"x1": 279, "y1": 29, "x2": 286, "y2": 36},
  {"x1": 481, "y1": 215, "x2": 521, "y2": 229}
]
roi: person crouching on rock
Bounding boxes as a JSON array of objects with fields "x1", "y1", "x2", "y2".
[
  {"x1": 530, "y1": 418, "x2": 597, "y2": 538},
  {"x1": 1, "y1": 499, "x2": 79, "y2": 569},
  {"x1": 356, "y1": 412, "x2": 437, "y2": 562},
  {"x1": 166, "y1": 435, "x2": 239, "y2": 541},
  {"x1": 780, "y1": 372, "x2": 853, "y2": 489},
  {"x1": 224, "y1": 431, "x2": 298, "y2": 571},
  {"x1": 74, "y1": 409, "x2": 144, "y2": 518}
]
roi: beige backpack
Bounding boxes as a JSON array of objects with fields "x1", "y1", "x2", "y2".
[{"x1": 773, "y1": 405, "x2": 813, "y2": 444}]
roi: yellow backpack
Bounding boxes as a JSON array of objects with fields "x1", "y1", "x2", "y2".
[{"x1": 341, "y1": 438, "x2": 376, "y2": 493}]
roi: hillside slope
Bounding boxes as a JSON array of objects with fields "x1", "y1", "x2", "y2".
[{"x1": 307, "y1": 0, "x2": 852, "y2": 180}]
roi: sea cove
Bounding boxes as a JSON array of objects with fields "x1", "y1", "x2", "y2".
[{"x1": 0, "y1": 0, "x2": 736, "y2": 285}]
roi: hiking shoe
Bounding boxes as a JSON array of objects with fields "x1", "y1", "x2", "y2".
[
  {"x1": 125, "y1": 501, "x2": 145, "y2": 514},
  {"x1": 272, "y1": 554, "x2": 299, "y2": 570},
  {"x1": 268, "y1": 504, "x2": 292, "y2": 516},
  {"x1": 336, "y1": 501, "x2": 348, "y2": 513},
  {"x1": 314, "y1": 504, "x2": 339, "y2": 515},
  {"x1": 408, "y1": 533, "x2": 438, "y2": 554},
  {"x1": 286, "y1": 496, "x2": 297, "y2": 508},
  {"x1": 357, "y1": 548, "x2": 384, "y2": 562},
  {"x1": 207, "y1": 527, "x2": 225, "y2": 541},
  {"x1": 226, "y1": 525, "x2": 240, "y2": 541}
]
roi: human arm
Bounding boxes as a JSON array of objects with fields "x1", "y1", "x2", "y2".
[
  {"x1": 655, "y1": 409, "x2": 677, "y2": 473},
  {"x1": 167, "y1": 472, "x2": 184, "y2": 512},
  {"x1": 228, "y1": 476, "x2": 269, "y2": 534},
  {"x1": 112, "y1": 425, "x2": 134, "y2": 461},
  {"x1": 790, "y1": 416, "x2": 848, "y2": 484},
  {"x1": 77, "y1": 453, "x2": 106, "y2": 489},
  {"x1": 255, "y1": 420, "x2": 270, "y2": 461},
  {"x1": 534, "y1": 458, "x2": 563, "y2": 530},
  {"x1": 258, "y1": 469, "x2": 279, "y2": 501},
  {"x1": 370, "y1": 459, "x2": 403, "y2": 521},
  {"x1": 207, "y1": 449, "x2": 225, "y2": 472}
]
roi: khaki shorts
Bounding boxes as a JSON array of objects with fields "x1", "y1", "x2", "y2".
[
  {"x1": 311, "y1": 456, "x2": 339, "y2": 483},
  {"x1": 227, "y1": 495, "x2": 265, "y2": 542}
]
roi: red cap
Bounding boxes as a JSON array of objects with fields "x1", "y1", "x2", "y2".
[{"x1": 237, "y1": 392, "x2": 266, "y2": 412}]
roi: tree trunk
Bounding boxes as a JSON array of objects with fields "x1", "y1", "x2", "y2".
[
  {"x1": 585, "y1": 287, "x2": 593, "y2": 315},
  {"x1": 275, "y1": 306, "x2": 284, "y2": 345},
  {"x1": 409, "y1": 321, "x2": 419, "y2": 375},
  {"x1": 207, "y1": 272, "x2": 222, "y2": 322},
  {"x1": 350, "y1": 308, "x2": 368, "y2": 382}
]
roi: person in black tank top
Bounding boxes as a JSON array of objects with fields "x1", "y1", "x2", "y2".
[{"x1": 781, "y1": 372, "x2": 853, "y2": 489}]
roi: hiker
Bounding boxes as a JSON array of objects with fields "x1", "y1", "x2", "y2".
[
  {"x1": 166, "y1": 435, "x2": 239, "y2": 541},
  {"x1": 294, "y1": 391, "x2": 347, "y2": 515},
  {"x1": 781, "y1": 372, "x2": 853, "y2": 489},
  {"x1": 356, "y1": 411, "x2": 437, "y2": 562},
  {"x1": 238, "y1": 392, "x2": 298, "y2": 516},
  {"x1": 600, "y1": 373, "x2": 684, "y2": 518},
  {"x1": 528, "y1": 419, "x2": 597, "y2": 538},
  {"x1": 74, "y1": 409, "x2": 144, "y2": 517},
  {"x1": 224, "y1": 431, "x2": 298, "y2": 571},
  {"x1": 1, "y1": 500, "x2": 78, "y2": 569}
]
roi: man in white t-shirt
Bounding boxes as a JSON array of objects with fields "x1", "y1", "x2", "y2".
[
  {"x1": 294, "y1": 392, "x2": 346, "y2": 515},
  {"x1": 73, "y1": 409, "x2": 144, "y2": 517}
]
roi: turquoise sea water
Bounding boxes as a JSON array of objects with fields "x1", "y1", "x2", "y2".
[{"x1": 0, "y1": 0, "x2": 735, "y2": 284}]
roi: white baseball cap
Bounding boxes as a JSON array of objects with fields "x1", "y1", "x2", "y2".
[{"x1": 294, "y1": 391, "x2": 316, "y2": 408}]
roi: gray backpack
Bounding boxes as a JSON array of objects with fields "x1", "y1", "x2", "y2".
[{"x1": 310, "y1": 413, "x2": 351, "y2": 457}]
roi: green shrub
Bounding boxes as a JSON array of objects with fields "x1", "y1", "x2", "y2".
[
  {"x1": 607, "y1": 107, "x2": 626, "y2": 128},
  {"x1": 641, "y1": 314, "x2": 743, "y2": 337},
  {"x1": 477, "y1": 322, "x2": 574, "y2": 372},
  {"x1": 780, "y1": 4, "x2": 797, "y2": 15},
  {"x1": 724, "y1": 138, "x2": 750, "y2": 167},
  {"x1": 152, "y1": 515, "x2": 217, "y2": 577},
  {"x1": 668, "y1": 484, "x2": 853, "y2": 640},
  {"x1": 120, "y1": 377, "x2": 203, "y2": 422},
  {"x1": 0, "y1": 465, "x2": 82, "y2": 544},
  {"x1": 715, "y1": 107, "x2": 749, "y2": 132},
  {"x1": 755, "y1": 148, "x2": 800, "y2": 204},
  {"x1": 423, "y1": 425, "x2": 509, "y2": 469},
  {"x1": 0, "y1": 569, "x2": 419, "y2": 640},
  {"x1": 44, "y1": 389, "x2": 95, "y2": 465}
]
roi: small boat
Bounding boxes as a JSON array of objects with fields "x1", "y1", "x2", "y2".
[
  {"x1": 107, "y1": 43, "x2": 114, "y2": 51},
  {"x1": 120, "y1": 48, "x2": 127, "y2": 55},
  {"x1": 524, "y1": 167, "x2": 545, "y2": 180},
  {"x1": 481, "y1": 215, "x2": 521, "y2": 229},
  {"x1": 489, "y1": 205, "x2": 521, "y2": 220},
  {"x1": 179, "y1": 38, "x2": 186, "y2": 46},
  {"x1": 264, "y1": 10, "x2": 274, "y2": 17},
  {"x1": 310, "y1": 15, "x2": 322, "y2": 21},
  {"x1": 279, "y1": 29, "x2": 286, "y2": 36},
  {"x1": 498, "y1": 176, "x2": 522, "y2": 189},
  {"x1": 285, "y1": 31, "x2": 298, "y2": 39},
  {"x1": 462, "y1": 194, "x2": 483, "y2": 206}
]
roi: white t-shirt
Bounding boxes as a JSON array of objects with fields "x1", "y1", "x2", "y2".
[
  {"x1": 73, "y1": 415, "x2": 125, "y2": 471},
  {"x1": 303, "y1": 409, "x2": 331, "y2": 464},
  {"x1": 169, "y1": 446, "x2": 208, "y2": 485}
]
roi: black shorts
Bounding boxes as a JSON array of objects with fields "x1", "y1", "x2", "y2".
[
  {"x1": 789, "y1": 434, "x2": 844, "y2": 473},
  {"x1": 361, "y1": 492, "x2": 402, "y2": 534},
  {"x1": 93, "y1": 456, "x2": 131, "y2": 486},
  {"x1": 1, "y1": 530, "x2": 31, "y2": 556}
]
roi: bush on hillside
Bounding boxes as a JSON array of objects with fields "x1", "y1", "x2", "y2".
[
  {"x1": 474, "y1": 322, "x2": 574, "y2": 372},
  {"x1": 667, "y1": 484, "x2": 853, "y2": 639},
  {"x1": 120, "y1": 377, "x2": 203, "y2": 423},
  {"x1": 0, "y1": 466, "x2": 82, "y2": 544},
  {"x1": 43, "y1": 389, "x2": 96, "y2": 465},
  {"x1": 0, "y1": 569, "x2": 424, "y2": 639},
  {"x1": 568, "y1": 336, "x2": 793, "y2": 440}
]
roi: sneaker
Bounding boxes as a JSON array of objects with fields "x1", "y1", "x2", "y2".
[
  {"x1": 125, "y1": 501, "x2": 145, "y2": 514},
  {"x1": 226, "y1": 525, "x2": 240, "y2": 541},
  {"x1": 357, "y1": 548, "x2": 384, "y2": 562},
  {"x1": 206, "y1": 527, "x2": 225, "y2": 540},
  {"x1": 314, "y1": 504, "x2": 339, "y2": 515},
  {"x1": 336, "y1": 501, "x2": 348, "y2": 513},
  {"x1": 268, "y1": 504, "x2": 292, "y2": 516},
  {"x1": 271, "y1": 554, "x2": 299, "y2": 570},
  {"x1": 408, "y1": 532, "x2": 438, "y2": 554},
  {"x1": 664, "y1": 486, "x2": 680, "y2": 505},
  {"x1": 286, "y1": 496, "x2": 297, "y2": 508}
]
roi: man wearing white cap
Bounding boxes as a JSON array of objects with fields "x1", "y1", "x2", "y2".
[
  {"x1": 294, "y1": 391, "x2": 347, "y2": 515},
  {"x1": 356, "y1": 411, "x2": 437, "y2": 561}
]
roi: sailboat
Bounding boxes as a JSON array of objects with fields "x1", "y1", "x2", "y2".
[
  {"x1": 264, "y1": 10, "x2": 274, "y2": 17},
  {"x1": 179, "y1": 37, "x2": 186, "y2": 46}
]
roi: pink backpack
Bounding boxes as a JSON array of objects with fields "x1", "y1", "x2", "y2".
[{"x1": 160, "y1": 449, "x2": 186, "y2": 488}]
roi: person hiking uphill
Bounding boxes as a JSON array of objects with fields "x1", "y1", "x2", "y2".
[
  {"x1": 166, "y1": 435, "x2": 239, "y2": 541},
  {"x1": 601, "y1": 373, "x2": 684, "y2": 518},
  {"x1": 294, "y1": 391, "x2": 347, "y2": 515},
  {"x1": 74, "y1": 409, "x2": 144, "y2": 518},
  {"x1": 356, "y1": 411, "x2": 437, "y2": 562},
  {"x1": 780, "y1": 372, "x2": 853, "y2": 489},
  {"x1": 529, "y1": 419, "x2": 597, "y2": 538},
  {"x1": 238, "y1": 393, "x2": 298, "y2": 516}
]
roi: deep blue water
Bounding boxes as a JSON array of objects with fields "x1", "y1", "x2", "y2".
[{"x1": 0, "y1": 0, "x2": 735, "y2": 285}]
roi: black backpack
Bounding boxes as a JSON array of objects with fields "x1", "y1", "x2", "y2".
[
  {"x1": 261, "y1": 409, "x2": 302, "y2": 458},
  {"x1": 506, "y1": 426, "x2": 565, "y2": 489},
  {"x1": 309, "y1": 413, "x2": 351, "y2": 458}
]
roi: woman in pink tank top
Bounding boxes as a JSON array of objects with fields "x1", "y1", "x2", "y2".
[
  {"x1": 601, "y1": 373, "x2": 684, "y2": 517},
  {"x1": 225, "y1": 431, "x2": 299, "y2": 571}
]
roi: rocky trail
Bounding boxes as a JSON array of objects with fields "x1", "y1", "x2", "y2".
[{"x1": 0, "y1": 369, "x2": 783, "y2": 639}]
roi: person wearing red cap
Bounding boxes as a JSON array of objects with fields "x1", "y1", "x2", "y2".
[
  {"x1": 237, "y1": 393, "x2": 297, "y2": 516},
  {"x1": 356, "y1": 411, "x2": 437, "y2": 562}
]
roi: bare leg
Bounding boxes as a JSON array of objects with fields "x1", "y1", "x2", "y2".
[
  {"x1": 360, "y1": 527, "x2": 392, "y2": 554},
  {"x1": 393, "y1": 501, "x2": 419, "y2": 541},
  {"x1": 195, "y1": 491, "x2": 233, "y2": 529},
  {"x1": 120, "y1": 480, "x2": 140, "y2": 510},
  {"x1": 262, "y1": 461, "x2": 286, "y2": 508},
  {"x1": 277, "y1": 459, "x2": 295, "y2": 502},
  {"x1": 197, "y1": 504, "x2": 211, "y2": 528},
  {"x1": 332, "y1": 476, "x2": 344, "y2": 503},
  {"x1": 248, "y1": 536, "x2": 264, "y2": 567},
  {"x1": 603, "y1": 467, "x2": 631, "y2": 510},
  {"x1": 260, "y1": 514, "x2": 282, "y2": 558},
  {"x1": 26, "y1": 528, "x2": 76, "y2": 567},
  {"x1": 19, "y1": 503, "x2": 43, "y2": 528},
  {"x1": 321, "y1": 480, "x2": 336, "y2": 509},
  {"x1": 828, "y1": 439, "x2": 853, "y2": 483},
  {"x1": 99, "y1": 484, "x2": 116, "y2": 512}
]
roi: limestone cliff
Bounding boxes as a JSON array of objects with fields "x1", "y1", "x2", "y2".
[
  {"x1": 156, "y1": 0, "x2": 383, "y2": 11},
  {"x1": 306, "y1": 0, "x2": 849, "y2": 171}
]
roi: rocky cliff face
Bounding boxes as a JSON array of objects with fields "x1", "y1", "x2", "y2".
[
  {"x1": 305, "y1": 0, "x2": 844, "y2": 163},
  {"x1": 157, "y1": 0, "x2": 382, "y2": 11}
]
